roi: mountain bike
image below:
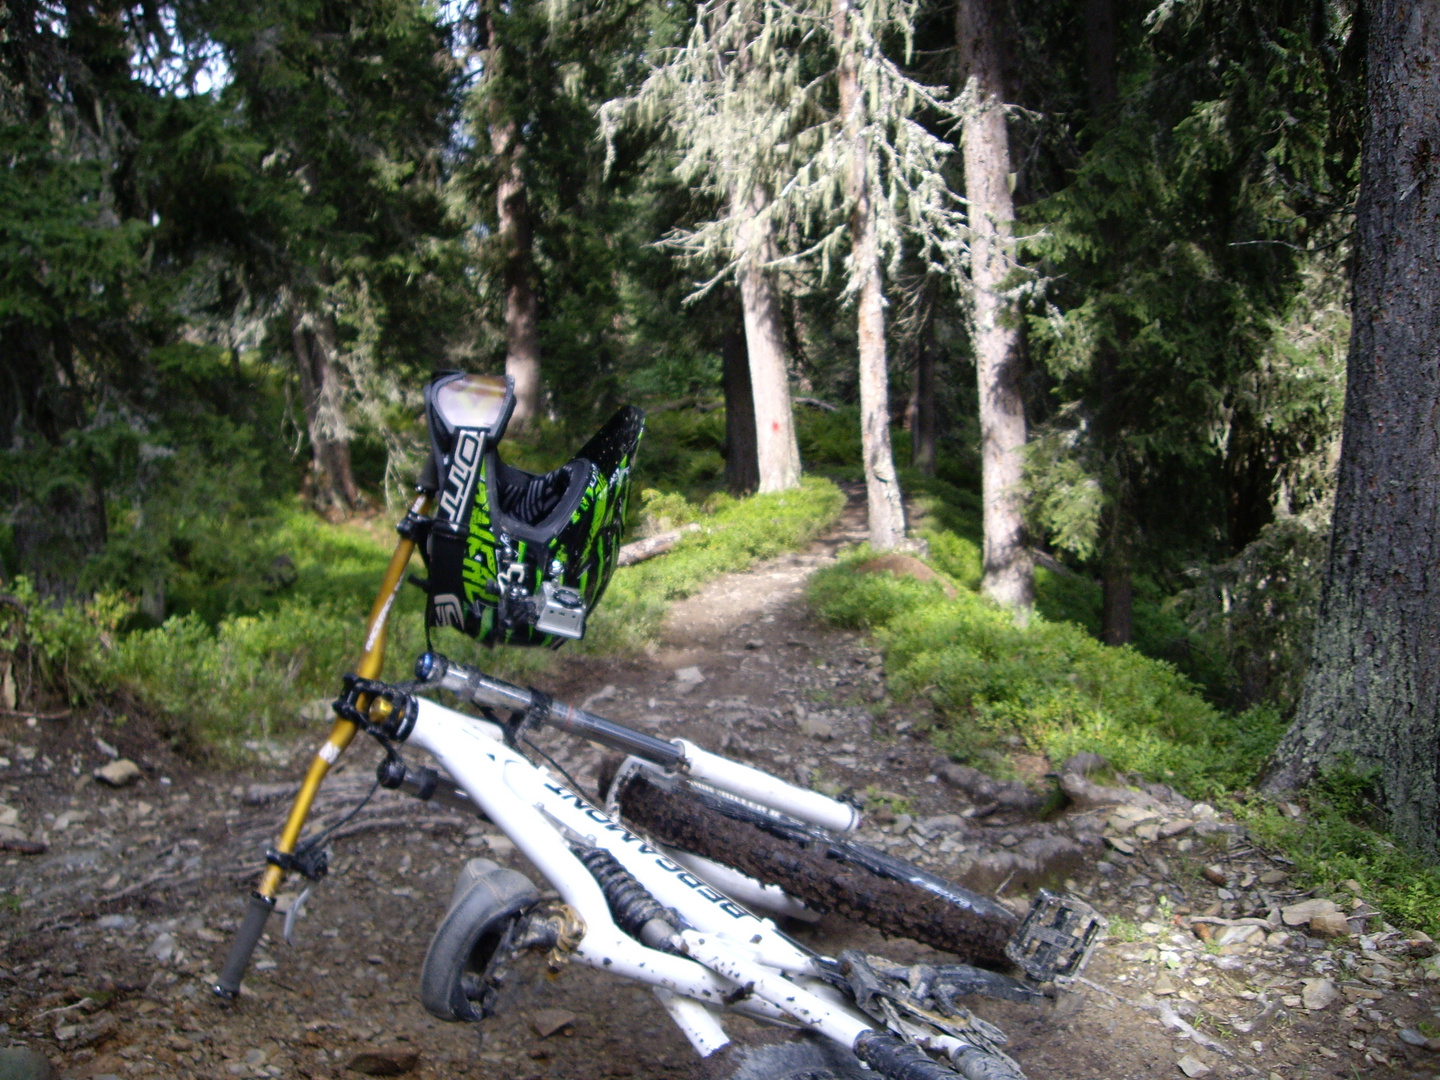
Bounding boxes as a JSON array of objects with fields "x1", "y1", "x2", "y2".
[{"x1": 215, "y1": 372, "x2": 1105, "y2": 1080}]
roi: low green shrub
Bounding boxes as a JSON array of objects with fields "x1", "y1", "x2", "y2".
[
  {"x1": 6, "y1": 473, "x2": 842, "y2": 753},
  {"x1": 0, "y1": 577, "x2": 130, "y2": 706},
  {"x1": 807, "y1": 548, "x2": 1285, "y2": 797}
]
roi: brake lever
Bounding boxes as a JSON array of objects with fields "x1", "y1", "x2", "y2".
[{"x1": 283, "y1": 885, "x2": 312, "y2": 946}]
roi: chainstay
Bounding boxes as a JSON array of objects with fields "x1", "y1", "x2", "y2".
[{"x1": 618, "y1": 774, "x2": 1017, "y2": 965}]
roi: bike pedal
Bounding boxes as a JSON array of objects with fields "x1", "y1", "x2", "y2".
[{"x1": 1005, "y1": 889, "x2": 1107, "y2": 984}]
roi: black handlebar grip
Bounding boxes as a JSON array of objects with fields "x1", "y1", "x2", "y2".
[{"x1": 214, "y1": 892, "x2": 276, "y2": 1000}]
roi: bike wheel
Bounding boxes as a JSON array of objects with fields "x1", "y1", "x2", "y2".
[
  {"x1": 613, "y1": 772, "x2": 1018, "y2": 965},
  {"x1": 697, "y1": 1032, "x2": 872, "y2": 1080}
]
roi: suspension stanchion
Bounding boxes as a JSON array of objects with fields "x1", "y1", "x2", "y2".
[{"x1": 254, "y1": 493, "x2": 430, "y2": 903}]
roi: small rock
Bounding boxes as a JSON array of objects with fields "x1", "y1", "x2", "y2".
[
  {"x1": 74, "y1": 1015, "x2": 117, "y2": 1048},
  {"x1": 95, "y1": 759, "x2": 141, "y2": 787},
  {"x1": 1134, "y1": 822, "x2": 1160, "y2": 842},
  {"x1": 1214, "y1": 924, "x2": 1264, "y2": 948},
  {"x1": 918, "y1": 814, "x2": 966, "y2": 835},
  {"x1": 800, "y1": 716, "x2": 836, "y2": 739},
  {"x1": 1310, "y1": 912, "x2": 1351, "y2": 938},
  {"x1": 0, "y1": 1048, "x2": 53, "y2": 1080},
  {"x1": 1398, "y1": 1028, "x2": 1429, "y2": 1048},
  {"x1": 1060, "y1": 752, "x2": 1109, "y2": 776},
  {"x1": 1258, "y1": 869, "x2": 1288, "y2": 885},
  {"x1": 1339, "y1": 878, "x2": 1364, "y2": 895},
  {"x1": 1202, "y1": 865, "x2": 1227, "y2": 886},
  {"x1": 892, "y1": 813, "x2": 913, "y2": 833},
  {"x1": 744, "y1": 639, "x2": 765, "y2": 650},
  {"x1": 1176, "y1": 1054, "x2": 1212, "y2": 1077},
  {"x1": 1405, "y1": 930, "x2": 1437, "y2": 956},
  {"x1": 1190, "y1": 802, "x2": 1217, "y2": 820},
  {"x1": 674, "y1": 666, "x2": 705, "y2": 685},
  {"x1": 1105, "y1": 836, "x2": 1136, "y2": 856},
  {"x1": 346, "y1": 1048, "x2": 420, "y2": 1076},
  {"x1": 1281, "y1": 898, "x2": 1340, "y2": 926},
  {"x1": 1153, "y1": 973, "x2": 1177, "y2": 995},
  {"x1": 94, "y1": 737, "x2": 119, "y2": 759},
  {"x1": 1301, "y1": 978, "x2": 1339, "y2": 1011},
  {"x1": 1265, "y1": 931, "x2": 1291, "y2": 948},
  {"x1": 147, "y1": 932, "x2": 177, "y2": 963},
  {"x1": 530, "y1": 1008, "x2": 578, "y2": 1038},
  {"x1": 1159, "y1": 819, "x2": 1193, "y2": 838}
]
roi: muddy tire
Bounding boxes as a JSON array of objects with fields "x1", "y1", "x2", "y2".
[
  {"x1": 697, "y1": 1033, "x2": 872, "y2": 1080},
  {"x1": 614, "y1": 774, "x2": 1018, "y2": 965},
  {"x1": 420, "y1": 859, "x2": 539, "y2": 1022}
]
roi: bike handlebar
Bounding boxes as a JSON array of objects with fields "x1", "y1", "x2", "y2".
[{"x1": 415, "y1": 651, "x2": 684, "y2": 770}]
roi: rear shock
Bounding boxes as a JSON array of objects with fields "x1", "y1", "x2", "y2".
[{"x1": 576, "y1": 847, "x2": 684, "y2": 951}]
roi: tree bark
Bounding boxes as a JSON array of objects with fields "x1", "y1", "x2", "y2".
[
  {"x1": 290, "y1": 304, "x2": 360, "y2": 514},
  {"x1": 1101, "y1": 544, "x2": 1133, "y2": 647},
  {"x1": 1263, "y1": 3, "x2": 1440, "y2": 857},
  {"x1": 836, "y1": 0, "x2": 906, "y2": 550},
  {"x1": 722, "y1": 307, "x2": 760, "y2": 494},
  {"x1": 734, "y1": 184, "x2": 803, "y2": 494},
  {"x1": 1084, "y1": 0, "x2": 1117, "y2": 114},
  {"x1": 491, "y1": 115, "x2": 542, "y2": 429},
  {"x1": 957, "y1": 0, "x2": 1033, "y2": 612},
  {"x1": 909, "y1": 288, "x2": 938, "y2": 477}
]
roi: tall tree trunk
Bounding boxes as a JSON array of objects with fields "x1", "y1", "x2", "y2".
[
  {"x1": 491, "y1": 115, "x2": 541, "y2": 428},
  {"x1": 1264, "y1": 4, "x2": 1440, "y2": 857},
  {"x1": 722, "y1": 306, "x2": 759, "y2": 494},
  {"x1": 957, "y1": 0, "x2": 1032, "y2": 612},
  {"x1": 909, "y1": 288, "x2": 938, "y2": 477},
  {"x1": 1085, "y1": 0, "x2": 1117, "y2": 114},
  {"x1": 836, "y1": 0, "x2": 906, "y2": 550},
  {"x1": 1100, "y1": 494, "x2": 1134, "y2": 646},
  {"x1": 734, "y1": 185, "x2": 802, "y2": 493},
  {"x1": 291, "y1": 303, "x2": 360, "y2": 515}
]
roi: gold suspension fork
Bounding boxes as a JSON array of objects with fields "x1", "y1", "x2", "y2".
[
  {"x1": 216, "y1": 492, "x2": 431, "y2": 998},
  {"x1": 256, "y1": 491, "x2": 431, "y2": 899}
]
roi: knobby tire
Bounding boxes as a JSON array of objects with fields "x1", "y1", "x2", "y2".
[{"x1": 616, "y1": 774, "x2": 1017, "y2": 965}]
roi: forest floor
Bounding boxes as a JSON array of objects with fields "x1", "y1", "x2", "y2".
[{"x1": 3, "y1": 491, "x2": 1440, "y2": 1080}]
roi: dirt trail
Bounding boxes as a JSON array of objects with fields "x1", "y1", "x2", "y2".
[{"x1": 3, "y1": 492, "x2": 1439, "y2": 1080}]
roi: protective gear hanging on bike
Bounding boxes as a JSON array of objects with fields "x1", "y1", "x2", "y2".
[{"x1": 417, "y1": 370, "x2": 644, "y2": 647}]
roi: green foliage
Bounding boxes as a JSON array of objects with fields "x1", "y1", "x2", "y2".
[
  {"x1": 1172, "y1": 516, "x2": 1329, "y2": 712},
  {"x1": 808, "y1": 548, "x2": 1286, "y2": 797},
  {"x1": 584, "y1": 478, "x2": 844, "y2": 653},
  {"x1": 1243, "y1": 763, "x2": 1440, "y2": 935},
  {"x1": 0, "y1": 578, "x2": 130, "y2": 707}
]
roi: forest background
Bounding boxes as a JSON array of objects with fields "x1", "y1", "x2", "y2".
[{"x1": 6, "y1": 1, "x2": 1436, "y2": 926}]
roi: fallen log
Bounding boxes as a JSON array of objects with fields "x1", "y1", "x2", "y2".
[{"x1": 617, "y1": 524, "x2": 701, "y2": 567}]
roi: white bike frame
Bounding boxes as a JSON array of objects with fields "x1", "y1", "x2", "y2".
[{"x1": 402, "y1": 695, "x2": 978, "y2": 1063}]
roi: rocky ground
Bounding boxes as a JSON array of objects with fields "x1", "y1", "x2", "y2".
[{"x1": 3, "y1": 494, "x2": 1440, "y2": 1080}]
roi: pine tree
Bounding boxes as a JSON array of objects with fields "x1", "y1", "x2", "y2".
[
  {"x1": 608, "y1": 0, "x2": 965, "y2": 528},
  {"x1": 956, "y1": 0, "x2": 1032, "y2": 611},
  {"x1": 1265, "y1": 2, "x2": 1440, "y2": 856}
]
